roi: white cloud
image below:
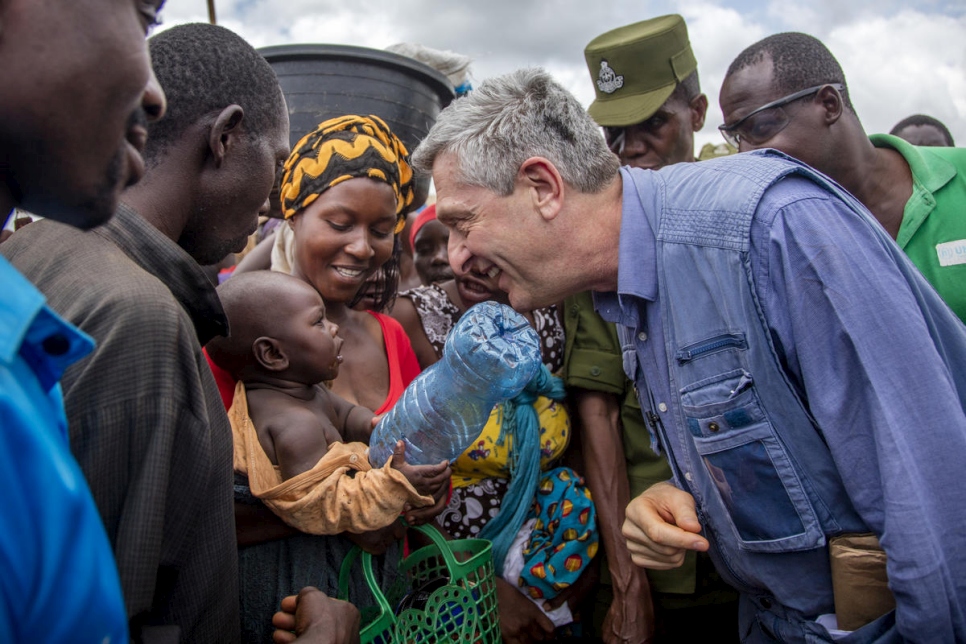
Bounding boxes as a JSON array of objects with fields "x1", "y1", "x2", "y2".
[
  {"x1": 678, "y1": 1, "x2": 966, "y2": 147},
  {"x1": 156, "y1": 0, "x2": 966, "y2": 146},
  {"x1": 674, "y1": 0, "x2": 770, "y2": 146},
  {"x1": 826, "y1": 10, "x2": 966, "y2": 141}
]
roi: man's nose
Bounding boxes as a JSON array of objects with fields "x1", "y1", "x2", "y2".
[
  {"x1": 142, "y1": 67, "x2": 167, "y2": 123},
  {"x1": 621, "y1": 126, "x2": 650, "y2": 157},
  {"x1": 447, "y1": 232, "x2": 472, "y2": 277}
]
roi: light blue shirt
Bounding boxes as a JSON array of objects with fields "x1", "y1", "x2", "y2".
[
  {"x1": 598, "y1": 162, "x2": 966, "y2": 642},
  {"x1": 0, "y1": 252, "x2": 128, "y2": 643}
]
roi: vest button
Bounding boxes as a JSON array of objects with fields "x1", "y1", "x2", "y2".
[
  {"x1": 590, "y1": 366, "x2": 601, "y2": 376},
  {"x1": 637, "y1": 332, "x2": 648, "y2": 342},
  {"x1": 760, "y1": 597, "x2": 772, "y2": 609},
  {"x1": 42, "y1": 333, "x2": 71, "y2": 356},
  {"x1": 708, "y1": 422, "x2": 719, "y2": 432}
]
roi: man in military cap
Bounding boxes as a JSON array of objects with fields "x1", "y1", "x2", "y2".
[
  {"x1": 584, "y1": 14, "x2": 708, "y2": 169},
  {"x1": 564, "y1": 14, "x2": 738, "y2": 644}
]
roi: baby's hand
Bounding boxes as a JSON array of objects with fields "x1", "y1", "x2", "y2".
[{"x1": 390, "y1": 440, "x2": 451, "y2": 497}]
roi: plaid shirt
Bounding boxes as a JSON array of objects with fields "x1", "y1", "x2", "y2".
[{"x1": 3, "y1": 204, "x2": 239, "y2": 643}]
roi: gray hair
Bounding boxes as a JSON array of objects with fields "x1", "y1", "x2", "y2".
[{"x1": 412, "y1": 68, "x2": 619, "y2": 195}]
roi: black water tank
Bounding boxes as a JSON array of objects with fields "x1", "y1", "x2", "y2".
[{"x1": 259, "y1": 44, "x2": 456, "y2": 209}]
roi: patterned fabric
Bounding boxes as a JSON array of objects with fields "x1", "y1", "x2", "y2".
[
  {"x1": 477, "y1": 366, "x2": 567, "y2": 576},
  {"x1": 451, "y1": 395, "x2": 569, "y2": 487},
  {"x1": 280, "y1": 114, "x2": 414, "y2": 230},
  {"x1": 531, "y1": 306, "x2": 566, "y2": 374},
  {"x1": 439, "y1": 477, "x2": 510, "y2": 537},
  {"x1": 402, "y1": 283, "x2": 566, "y2": 374},
  {"x1": 518, "y1": 467, "x2": 598, "y2": 600},
  {"x1": 402, "y1": 283, "x2": 462, "y2": 355},
  {"x1": 408, "y1": 284, "x2": 574, "y2": 553}
]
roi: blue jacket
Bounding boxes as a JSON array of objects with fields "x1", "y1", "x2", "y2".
[
  {"x1": 598, "y1": 151, "x2": 966, "y2": 643},
  {"x1": 0, "y1": 254, "x2": 128, "y2": 642}
]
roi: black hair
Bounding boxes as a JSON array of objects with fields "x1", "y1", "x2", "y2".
[
  {"x1": 670, "y1": 70, "x2": 701, "y2": 104},
  {"x1": 726, "y1": 32, "x2": 853, "y2": 111},
  {"x1": 146, "y1": 23, "x2": 285, "y2": 162},
  {"x1": 348, "y1": 238, "x2": 401, "y2": 313},
  {"x1": 890, "y1": 114, "x2": 955, "y2": 146}
]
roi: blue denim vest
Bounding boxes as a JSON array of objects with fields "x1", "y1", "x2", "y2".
[{"x1": 618, "y1": 150, "x2": 966, "y2": 643}]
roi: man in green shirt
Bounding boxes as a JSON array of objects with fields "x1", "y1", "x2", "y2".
[
  {"x1": 719, "y1": 32, "x2": 966, "y2": 323},
  {"x1": 569, "y1": 15, "x2": 739, "y2": 644}
]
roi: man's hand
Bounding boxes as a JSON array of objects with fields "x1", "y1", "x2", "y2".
[
  {"x1": 496, "y1": 577, "x2": 555, "y2": 643},
  {"x1": 271, "y1": 586, "x2": 360, "y2": 644},
  {"x1": 622, "y1": 481, "x2": 709, "y2": 569}
]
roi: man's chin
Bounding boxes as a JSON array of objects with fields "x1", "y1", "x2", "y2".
[
  {"x1": 506, "y1": 289, "x2": 535, "y2": 313},
  {"x1": 46, "y1": 191, "x2": 118, "y2": 230},
  {"x1": 60, "y1": 151, "x2": 126, "y2": 229}
]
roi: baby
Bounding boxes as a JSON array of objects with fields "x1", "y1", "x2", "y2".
[{"x1": 207, "y1": 271, "x2": 450, "y2": 534}]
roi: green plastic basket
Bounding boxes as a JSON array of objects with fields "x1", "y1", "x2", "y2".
[{"x1": 337, "y1": 524, "x2": 501, "y2": 643}]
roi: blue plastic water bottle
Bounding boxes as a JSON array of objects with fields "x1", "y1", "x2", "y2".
[{"x1": 368, "y1": 301, "x2": 542, "y2": 466}]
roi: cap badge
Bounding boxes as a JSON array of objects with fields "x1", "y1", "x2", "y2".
[{"x1": 596, "y1": 60, "x2": 624, "y2": 94}]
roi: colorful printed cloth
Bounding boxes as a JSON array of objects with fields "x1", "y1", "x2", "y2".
[
  {"x1": 279, "y1": 114, "x2": 414, "y2": 228},
  {"x1": 518, "y1": 467, "x2": 598, "y2": 600}
]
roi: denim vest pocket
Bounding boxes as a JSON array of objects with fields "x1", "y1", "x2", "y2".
[{"x1": 681, "y1": 369, "x2": 825, "y2": 553}]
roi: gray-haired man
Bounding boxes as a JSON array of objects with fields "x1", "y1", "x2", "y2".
[{"x1": 414, "y1": 68, "x2": 966, "y2": 644}]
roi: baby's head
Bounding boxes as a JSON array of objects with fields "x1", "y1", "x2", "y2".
[{"x1": 207, "y1": 271, "x2": 343, "y2": 385}]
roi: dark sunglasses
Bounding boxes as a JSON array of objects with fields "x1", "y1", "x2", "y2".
[{"x1": 718, "y1": 83, "x2": 845, "y2": 148}]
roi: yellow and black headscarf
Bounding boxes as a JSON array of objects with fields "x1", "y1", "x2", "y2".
[{"x1": 279, "y1": 114, "x2": 414, "y2": 233}]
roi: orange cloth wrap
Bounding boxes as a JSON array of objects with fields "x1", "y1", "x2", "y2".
[{"x1": 229, "y1": 381, "x2": 433, "y2": 534}]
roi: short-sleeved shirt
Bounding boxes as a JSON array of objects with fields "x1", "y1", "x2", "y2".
[{"x1": 870, "y1": 134, "x2": 966, "y2": 322}]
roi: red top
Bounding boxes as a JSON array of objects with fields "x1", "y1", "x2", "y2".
[
  {"x1": 204, "y1": 312, "x2": 420, "y2": 413},
  {"x1": 205, "y1": 348, "x2": 237, "y2": 411},
  {"x1": 368, "y1": 311, "x2": 421, "y2": 413}
]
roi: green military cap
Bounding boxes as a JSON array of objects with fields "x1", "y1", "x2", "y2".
[{"x1": 584, "y1": 15, "x2": 697, "y2": 127}]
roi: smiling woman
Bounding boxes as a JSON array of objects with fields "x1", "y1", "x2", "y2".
[
  {"x1": 276, "y1": 114, "x2": 420, "y2": 412},
  {"x1": 227, "y1": 114, "x2": 426, "y2": 643}
]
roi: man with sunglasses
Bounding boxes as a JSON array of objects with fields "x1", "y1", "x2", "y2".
[
  {"x1": 719, "y1": 32, "x2": 966, "y2": 323},
  {"x1": 562, "y1": 16, "x2": 740, "y2": 644}
]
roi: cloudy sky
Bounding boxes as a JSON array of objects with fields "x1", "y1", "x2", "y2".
[{"x1": 158, "y1": 0, "x2": 966, "y2": 149}]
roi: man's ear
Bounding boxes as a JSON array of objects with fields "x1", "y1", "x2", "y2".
[
  {"x1": 690, "y1": 93, "x2": 709, "y2": 132},
  {"x1": 208, "y1": 105, "x2": 245, "y2": 169},
  {"x1": 817, "y1": 85, "x2": 844, "y2": 126},
  {"x1": 253, "y1": 336, "x2": 288, "y2": 372},
  {"x1": 518, "y1": 157, "x2": 564, "y2": 222}
]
